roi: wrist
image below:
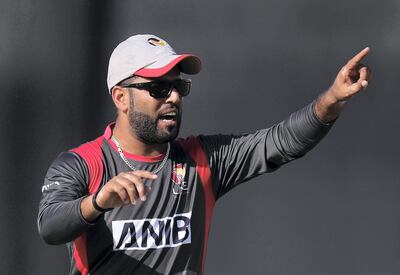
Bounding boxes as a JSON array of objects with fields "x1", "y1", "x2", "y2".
[
  {"x1": 80, "y1": 195, "x2": 102, "y2": 223},
  {"x1": 315, "y1": 90, "x2": 346, "y2": 123},
  {"x1": 92, "y1": 189, "x2": 113, "y2": 213},
  {"x1": 324, "y1": 87, "x2": 343, "y2": 105}
]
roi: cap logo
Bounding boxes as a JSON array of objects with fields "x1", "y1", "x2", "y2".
[{"x1": 147, "y1": 37, "x2": 167, "y2": 47}]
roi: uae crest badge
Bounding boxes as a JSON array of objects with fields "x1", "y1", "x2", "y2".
[{"x1": 171, "y1": 163, "x2": 189, "y2": 195}]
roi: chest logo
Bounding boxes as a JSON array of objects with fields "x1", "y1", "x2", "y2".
[{"x1": 171, "y1": 163, "x2": 189, "y2": 195}]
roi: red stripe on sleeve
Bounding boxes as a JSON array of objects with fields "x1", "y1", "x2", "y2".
[
  {"x1": 178, "y1": 136, "x2": 215, "y2": 275},
  {"x1": 70, "y1": 136, "x2": 104, "y2": 274}
]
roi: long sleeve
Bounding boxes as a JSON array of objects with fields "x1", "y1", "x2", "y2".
[
  {"x1": 37, "y1": 151, "x2": 94, "y2": 245},
  {"x1": 198, "y1": 101, "x2": 334, "y2": 198}
]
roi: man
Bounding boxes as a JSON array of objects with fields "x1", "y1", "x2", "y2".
[{"x1": 37, "y1": 34, "x2": 370, "y2": 275}]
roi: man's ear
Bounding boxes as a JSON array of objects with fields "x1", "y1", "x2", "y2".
[{"x1": 111, "y1": 86, "x2": 130, "y2": 113}]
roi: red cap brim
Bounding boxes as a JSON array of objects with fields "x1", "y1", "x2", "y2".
[{"x1": 135, "y1": 54, "x2": 201, "y2": 77}]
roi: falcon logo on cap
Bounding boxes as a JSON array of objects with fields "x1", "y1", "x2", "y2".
[{"x1": 147, "y1": 37, "x2": 167, "y2": 47}]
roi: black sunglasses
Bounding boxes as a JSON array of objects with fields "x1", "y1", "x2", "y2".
[{"x1": 119, "y1": 79, "x2": 192, "y2": 99}]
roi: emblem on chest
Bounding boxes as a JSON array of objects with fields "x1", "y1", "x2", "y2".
[{"x1": 171, "y1": 163, "x2": 189, "y2": 195}]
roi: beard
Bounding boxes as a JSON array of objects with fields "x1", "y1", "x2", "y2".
[{"x1": 128, "y1": 97, "x2": 181, "y2": 145}]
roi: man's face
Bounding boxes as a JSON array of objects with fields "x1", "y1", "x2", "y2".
[{"x1": 125, "y1": 67, "x2": 183, "y2": 145}]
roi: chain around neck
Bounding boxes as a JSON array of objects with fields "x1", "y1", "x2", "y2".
[{"x1": 111, "y1": 136, "x2": 170, "y2": 174}]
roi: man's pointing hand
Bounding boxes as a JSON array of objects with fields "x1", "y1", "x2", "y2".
[{"x1": 315, "y1": 47, "x2": 371, "y2": 123}]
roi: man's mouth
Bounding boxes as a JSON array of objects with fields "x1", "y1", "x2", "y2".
[{"x1": 158, "y1": 111, "x2": 178, "y2": 122}]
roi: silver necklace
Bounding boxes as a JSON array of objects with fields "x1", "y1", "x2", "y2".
[{"x1": 111, "y1": 136, "x2": 170, "y2": 174}]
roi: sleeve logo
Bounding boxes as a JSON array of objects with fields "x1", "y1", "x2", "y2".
[{"x1": 41, "y1": 181, "x2": 60, "y2": 193}]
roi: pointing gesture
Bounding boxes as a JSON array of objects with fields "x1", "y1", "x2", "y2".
[
  {"x1": 330, "y1": 47, "x2": 371, "y2": 102},
  {"x1": 314, "y1": 47, "x2": 371, "y2": 123}
]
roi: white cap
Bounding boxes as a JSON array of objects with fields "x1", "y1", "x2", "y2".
[{"x1": 107, "y1": 34, "x2": 202, "y2": 92}]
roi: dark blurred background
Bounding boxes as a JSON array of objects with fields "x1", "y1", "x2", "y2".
[{"x1": 0, "y1": 0, "x2": 399, "y2": 274}]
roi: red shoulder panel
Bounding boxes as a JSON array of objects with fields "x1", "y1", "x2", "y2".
[
  {"x1": 70, "y1": 136, "x2": 104, "y2": 194},
  {"x1": 70, "y1": 136, "x2": 104, "y2": 275}
]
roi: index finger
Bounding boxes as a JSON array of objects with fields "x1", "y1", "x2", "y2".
[
  {"x1": 345, "y1": 47, "x2": 370, "y2": 69},
  {"x1": 129, "y1": 170, "x2": 158, "y2": 179}
]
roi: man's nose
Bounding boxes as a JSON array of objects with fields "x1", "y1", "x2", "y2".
[{"x1": 166, "y1": 89, "x2": 182, "y2": 104}]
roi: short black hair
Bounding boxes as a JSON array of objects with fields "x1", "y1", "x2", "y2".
[{"x1": 116, "y1": 75, "x2": 137, "y2": 87}]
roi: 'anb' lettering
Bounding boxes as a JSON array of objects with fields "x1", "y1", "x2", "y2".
[{"x1": 112, "y1": 212, "x2": 192, "y2": 251}]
